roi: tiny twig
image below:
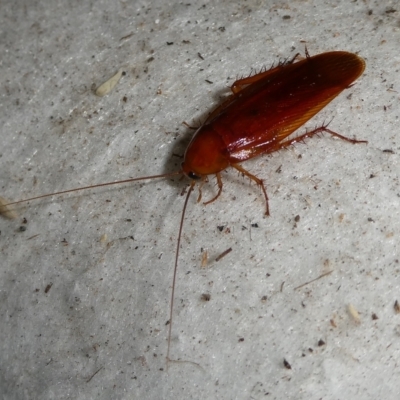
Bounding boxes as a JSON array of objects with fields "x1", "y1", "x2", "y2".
[{"x1": 294, "y1": 271, "x2": 333, "y2": 290}]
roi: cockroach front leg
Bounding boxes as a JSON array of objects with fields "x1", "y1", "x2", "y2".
[{"x1": 232, "y1": 164, "x2": 270, "y2": 216}]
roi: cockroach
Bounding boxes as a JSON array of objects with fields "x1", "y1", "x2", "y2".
[{"x1": 1, "y1": 50, "x2": 366, "y2": 365}]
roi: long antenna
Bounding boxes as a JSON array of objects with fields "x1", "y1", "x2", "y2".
[
  {"x1": 166, "y1": 180, "x2": 195, "y2": 366},
  {"x1": 0, "y1": 171, "x2": 182, "y2": 212},
  {"x1": 2, "y1": 168, "x2": 197, "y2": 368}
]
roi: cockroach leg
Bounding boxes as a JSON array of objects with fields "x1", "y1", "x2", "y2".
[
  {"x1": 320, "y1": 127, "x2": 368, "y2": 144},
  {"x1": 196, "y1": 176, "x2": 208, "y2": 203},
  {"x1": 274, "y1": 126, "x2": 367, "y2": 151},
  {"x1": 203, "y1": 172, "x2": 223, "y2": 206},
  {"x1": 232, "y1": 164, "x2": 270, "y2": 216}
]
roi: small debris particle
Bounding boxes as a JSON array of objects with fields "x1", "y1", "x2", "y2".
[
  {"x1": 0, "y1": 196, "x2": 18, "y2": 219},
  {"x1": 238, "y1": 337, "x2": 244, "y2": 342},
  {"x1": 95, "y1": 69, "x2": 123, "y2": 97},
  {"x1": 294, "y1": 270, "x2": 333, "y2": 290},
  {"x1": 120, "y1": 32, "x2": 134, "y2": 41},
  {"x1": 317, "y1": 339, "x2": 325, "y2": 346},
  {"x1": 86, "y1": 366, "x2": 103, "y2": 383},
  {"x1": 283, "y1": 358, "x2": 292, "y2": 369},
  {"x1": 261, "y1": 295, "x2": 268, "y2": 303},
  {"x1": 44, "y1": 283, "x2": 53, "y2": 294},
  {"x1": 201, "y1": 293, "x2": 211, "y2": 302},
  {"x1": 394, "y1": 300, "x2": 400, "y2": 314},
  {"x1": 372, "y1": 313, "x2": 378, "y2": 320},
  {"x1": 348, "y1": 303, "x2": 361, "y2": 324},
  {"x1": 294, "y1": 215, "x2": 300, "y2": 222},
  {"x1": 215, "y1": 247, "x2": 232, "y2": 262},
  {"x1": 201, "y1": 250, "x2": 208, "y2": 268}
]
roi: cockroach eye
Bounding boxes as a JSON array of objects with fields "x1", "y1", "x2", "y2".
[{"x1": 187, "y1": 171, "x2": 201, "y2": 180}]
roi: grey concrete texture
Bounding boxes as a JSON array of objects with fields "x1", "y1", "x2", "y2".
[{"x1": 1, "y1": 1, "x2": 399, "y2": 399}]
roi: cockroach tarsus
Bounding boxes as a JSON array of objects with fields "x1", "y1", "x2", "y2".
[{"x1": 1, "y1": 50, "x2": 367, "y2": 367}]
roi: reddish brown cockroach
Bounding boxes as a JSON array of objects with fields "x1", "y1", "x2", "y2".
[{"x1": 1, "y1": 50, "x2": 366, "y2": 365}]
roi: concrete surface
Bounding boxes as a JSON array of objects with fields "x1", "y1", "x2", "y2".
[{"x1": 1, "y1": 1, "x2": 400, "y2": 399}]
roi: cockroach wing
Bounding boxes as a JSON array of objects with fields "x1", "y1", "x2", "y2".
[{"x1": 206, "y1": 51, "x2": 365, "y2": 163}]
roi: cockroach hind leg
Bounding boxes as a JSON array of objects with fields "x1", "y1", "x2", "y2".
[
  {"x1": 203, "y1": 172, "x2": 223, "y2": 206},
  {"x1": 232, "y1": 164, "x2": 270, "y2": 216},
  {"x1": 276, "y1": 125, "x2": 367, "y2": 150},
  {"x1": 321, "y1": 126, "x2": 368, "y2": 144}
]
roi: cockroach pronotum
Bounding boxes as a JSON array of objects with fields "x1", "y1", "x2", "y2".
[{"x1": 1, "y1": 49, "x2": 367, "y2": 365}]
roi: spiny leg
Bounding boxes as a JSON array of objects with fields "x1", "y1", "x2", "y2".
[
  {"x1": 232, "y1": 164, "x2": 270, "y2": 216},
  {"x1": 203, "y1": 172, "x2": 223, "y2": 206},
  {"x1": 196, "y1": 176, "x2": 208, "y2": 203},
  {"x1": 319, "y1": 127, "x2": 368, "y2": 144},
  {"x1": 268, "y1": 125, "x2": 367, "y2": 153}
]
